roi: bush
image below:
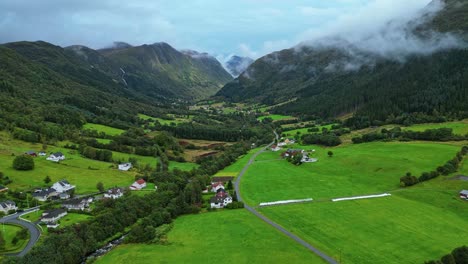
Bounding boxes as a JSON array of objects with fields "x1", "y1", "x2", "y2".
[{"x1": 13, "y1": 155, "x2": 34, "y2": 170}]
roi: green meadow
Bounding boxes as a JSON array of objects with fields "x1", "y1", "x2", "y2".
[
  {"x1": 96, "y1": 210, "x2": 325, "y2": 264},
  {"x1": 111, "y1": 150, "x2": 198, "y2": 171},
  {"x1": 241, "y1": 141, "x2": 462, "y2": 205},
  {"x1": 281, "y1": 124, "x2": 337, "y2": 137},
  {"x1": 258, "y1": 176, "x2": 468, "y2": 264},
  {"x1": 403, "y1": 119, "x2": 468, "y2": 135},
  {"x1": 214, "y1": 147, "x2": 264, "y2": 177},
  {"x1": 257, "y1": 114, "x2": 295, "y2": 121},
  {"x1": 138, "y1": 114, "x2": 192, "y2": 125},
  {"x1": 0, "y1": 224, "x2": 28, "y2": 254},
  {"x1": 82, "y1": 123, "x2": 125, "y2": 136}
]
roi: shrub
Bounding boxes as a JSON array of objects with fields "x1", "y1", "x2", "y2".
[{"x1": 13, "y1": 155, "x2": 34, "y2": 170}]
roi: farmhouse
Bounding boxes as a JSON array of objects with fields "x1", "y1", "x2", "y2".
[
  {"x1": 32, "y1": 188, "x2": 57, "y2": 201},
  {"x1": 460, "y1": 190, "x2": 468, "y2": 199},
  {"x1": 59, "y1": 193, "x2": 70, "y2": 200},
  {"x1": 38, "y1": 151, "x2": 47, "y2": 156},
  {"x1": 52, "y1": 180, "x2": 75, "y2": 193},
  {"x1": 271, "y1": 145, "x2": 281, "y2": 152},
  {"x1": 63, "y1": 198, "x2": 92, "y2": 211},
  {"x1": 104, "y1": 188, "x2": 124, "y2": 199},
  {"x1": 130, "y1": 179, "x2": 146, "y2": 190},
  {"x1": 41, "y1": 209, "x2": 67, "y2": 224},
  {"x1": 281, "y1": 149, "x2": 304, "y2": 158},
  {"x1": 284, "y1": 138, "x2": 296, "y2": 145},
  {"x1": 0, "y1": 200, "x2": 17, "y2": 214},
  {"x1": 211, "y1": 182, "x2": 225, "y2": 193},
  {"x1": 25, "y1": 150, "x2": 37, "y2": 157},
  {"x1": 210, "y1": 189, "x2": 233, "y2": 209},
  {"x1": 301, "y1": 155, "x2": 318, "y2": 163},
  {"x1": 47, "y1": 152, "x2": 65, "y2": 162},
  {"x1": 118, "y1": 163, "x2": 132, "y2": 171},
  {"x1": 278, "y1": 142, "x2": 287, "y2": 147}
]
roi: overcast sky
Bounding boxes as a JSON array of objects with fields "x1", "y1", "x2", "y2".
[{"x1": 0, "y1": 0, "x2": 432, "y2": 58}]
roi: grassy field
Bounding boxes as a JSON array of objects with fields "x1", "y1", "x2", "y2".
[
  {"x1": 257, "y1": 114, "x2": 296, "y2": 121},
  {"x1": 282, "y1": 124, "x2": 336, "y2": 137},
  {"x1": 138, "y1": 114, "x2": 192, "y2": 125},
  {"x1": 214, "y1": 147, "x2": 264, "y2": 177},
  {"x1": 259, "y1": 176, "x2": 468, "y2": 264},
  {"x1": 82, "y1": 123, "x2": 125, "y2": 136},
  {"x1": 111, "y1": 150, "x2": 198, "y2": 171},
  {"x1": 0, "y1": 224, "x2": 28, "y2": 254},
  {"x1": 241, "y1": 141, "x2": 463, "y2": 205},
  {"x1": 96, "y1": 210, "x2": 325, "y2": 264},
  {"x1": 403, "y1": 120, "x2": 468, "y2": 135},
  {"x1": 0, "y1": 132, "x2": 135, "y2": 194},
  {"x1": 59, "y1": 213, "x2": 92, "y2": 228}
]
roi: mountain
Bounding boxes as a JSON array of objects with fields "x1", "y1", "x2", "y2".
[
  {"x1": 224, "y1": 55, "x2": 254, "y2": 77},
  {"x1": 216, "y1": 0, "x2": 468, "y2": 125}
]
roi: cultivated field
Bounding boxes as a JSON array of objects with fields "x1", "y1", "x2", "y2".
[
  {"x1": 257, "y1": 114, "x2": 296, "y2": 121},
  {"x1": 82, "y1": 123, "x2": 125, "y2": 136},
  {"x1": 403, "y1": 119, "x2": 468, "y2": 135},
  {"x1": 138, "y1": 114, "x2": 192, "y2": 125},
  {"x1": 96, "y1": 210, "x2": 324, "y2": 264}
]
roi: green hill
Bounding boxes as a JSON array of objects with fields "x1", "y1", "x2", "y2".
[{"x1": 216, "y1": 0, "x2": 468, "y2": 126}]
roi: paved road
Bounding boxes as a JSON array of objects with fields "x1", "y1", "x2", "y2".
[
  {"x1": 0, "y1": 207, "x2": 41, "y2": 257},
  {"x1": 235, "y1": 131, "x2": 338, "y2": 264}
]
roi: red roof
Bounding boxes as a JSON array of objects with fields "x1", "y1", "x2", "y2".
[{"x1": 136, "y1": 179, "x2": 146, "y2": 185}]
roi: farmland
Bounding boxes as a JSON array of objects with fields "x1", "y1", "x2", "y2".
[
  {"x1": 257, "y1": 114, "x2": 296, "y2": 121},
  {"x1": 402, "y1": 119, "x2": 468, "y2": 135},
  {"x1": 82, "y1": 123, "x2": 125, "y2": 136},
  {"x1": 138, "y1": 114, "x2": 192, "y2": 125},
  {"x1": 96, "y1": 210, "x2": 324, "y2": 264}
]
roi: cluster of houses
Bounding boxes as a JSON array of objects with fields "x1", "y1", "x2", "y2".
[
  {"x1": 209, "y1": 178, "x2": 233, "y2": 209},
  {"x1": 281, "y1": 148, "x2": 318, "y2": 163},
  {"x1": 25, "y1": 150, "x2": 65, "y2": 162},
  {"x1": 32, "y1": 179, "x2": 76, "y2": 201},
  {"x1": 271, "y1": 138, "x2": 296, "y2": 152}
]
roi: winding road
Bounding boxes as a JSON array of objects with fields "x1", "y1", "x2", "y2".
[
  {"x1": 234, "y1": 131, "x2": 338, "y2": 264},
  {"x1": 0, "y1": 207, "x2": 41, "y2": 257}
]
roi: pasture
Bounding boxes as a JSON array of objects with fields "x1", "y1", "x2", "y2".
[
  {"x1": 96, "y1": 210, "x2": 324, "y2": 264},
  {"x1": 82, "y1": 123, "x2": 125, "y2": 136},
  {"x1": 257, "y1": 114, "x2": 296, "y2": 121},
  {"x1": 403, "y1": 119, "x2": 468, "y2": 135}
]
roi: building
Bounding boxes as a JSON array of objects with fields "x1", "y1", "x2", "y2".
[
  {"x1": 281, "y1": 149, "x2": 305, "y2": 158},
  {"x1": 25, "y1": 150, "x2": 37, "y2": 157},
  {"x1": 104, "y1": 188, "x2": 124, "y2": 199},
  {"x1": 47, "y1": 152, "x2": 65, "y2": 162},
  {"x1": 210, "y1": 177, "x2": 234, "y2": 185},
  {"x1": 130, "y1": 179, "x2": 146, "y2": 190},
  {"x1": 271, "y1": 145, "x2": 281, "y2": 152},
  {"x1": 38, "y1": 151, "x2": 47, "y2": 156},
  {"x1": 0, "y1": 200, "x2": 17, "y2": 214},
  {"x1": 118, "y1": 163, "x2": 132, "y2": 171},
  {"x1": 41, "y1": 209, "x2": 67, "y2": 224},
  {"x1": 59, "y1": 193, "x2": 70, "y2": 200},
  {"x1": 211, "y1": 182, "x2": 224, "y2": 193},
  {"x1": 460, "y1": 190, "x2": 468, "y2": 199},
  {"x1": 210, "y1": 190, "x2": 233, "y2": 209},
  {"x1": 52, "y1": 180, "x2": 75, "y2": 193},
  {"x1": 32, "y1": 188, "x2": 57, "y2": 201},
  {"x1": 62, "y1": 198, "x2": 92, "y2": 211}
]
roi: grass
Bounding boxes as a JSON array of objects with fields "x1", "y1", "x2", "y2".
[
  {"x1": 214, "y1": 147, "x2": 264, "y2": 177},
  {"x1": 59, "y1": 213, "x2": 92, "y2": 228},
  {"x1": 96, "y1": 210, "x2": 325, "y2": 264},
  {"x1": 111, "y1": 150, "x2": 198, "y2": 171},
  {"x1": 258, "y1": 176, "x2": 468, "y2": 264},
  {"x1": 95, "y1": 138, "x2": 112, "y2": 144},
  {"x1": 282, "y1": 124, "x2": 336, "y2": 137},
  {"x1": 138, "y1": 114, "x2": 192, "y2": 125},
  {"x1": 403, "y1": 120, "x2": 468, "y2": 136},
  {"x1": 20, "y1": 210, "x2": 44, "y2": 222},
  {"x1": 240, "y1": 141, "x2": 463, "y2": 205},
  {"x1": 0, "y1": 224, "x2": 28, "y2": 254},
  {"x1": 82, "y1": 123, "x2": 125, "y2": 136},
  {"x1": 257, "y1": 114, "x2": 296, "y2": 121}
]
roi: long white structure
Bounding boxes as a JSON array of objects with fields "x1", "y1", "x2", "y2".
[
  {"x1": 259, "y1": 198, "x2": 313, "y2": 207},
  {"x1": 331, "y1": 193, "x2": 391, "y2": 202}
]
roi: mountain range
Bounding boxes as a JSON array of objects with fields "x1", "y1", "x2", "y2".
[
  {"x1": 216, "y1": 0, "x2": 468, "y2": 125},
  {"x1": 224, "y1": 55, "x2": 254, "y2": 77}
]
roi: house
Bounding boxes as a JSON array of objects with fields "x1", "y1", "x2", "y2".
[
  {"x1": 281, "y1": 149, "x2": 305, "y2": 158},
  {"x1": 301, "y1": 156, "x2": 318, "y2": 163},
  {"x1": 0, "y1": 200, "x2": 17, "y2": 214},
  {"x1": 118, "y1": 163, "x2": 132, "y2": 171},
  {"x1": 38, "y1": 151, "x2": 47, "y2": 156},
  {"x1": 277, "y1": 142, "x2": 287, "y2": 147},
  {"x1": 211, "y1": 182, "x2": 225, "y2": 193},
  {"x1": 460, "y1": 190, "x2": 468, "y2": 200},
  {"x1": 62, "y1": 198, "x2": 92, "y2": 211},
  {"x1": 130, "y1": 179, "x2": 146, "y2": 190},
  {"x1": 41, "y1": 209, "x2": 67, "y2": 224},
  {"x1": 47, "y1": 152, "x2": 65, "y2": 162},
  {"x1": 25, "y1": 150, "x2": 37, "y2": 157},
  {"x1": 271, "y1": 145, "x2": 281, "y2": 152},
  {"x1": 59, "y1": 193, "x2": 70, "y2": 200},
  {"x1": 52, "y1": 180, "x2": 75, "y2": 193},
  {"x1": 32, "y1": 188, "x2": 57, "y2": 201},
  {"x1": 284, "y1": 138, "x2": 296, "y2": 145},
  {"x1": 104, "y1": 188, "x2": 124, "y2": 199},
  {"x1": 210, "y1": 190, "x2": 233, "y2": 209},
  {"x1": 0, "y1": 185, "x2": 8, "y2": 193}
]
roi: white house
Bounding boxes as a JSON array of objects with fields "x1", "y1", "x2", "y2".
[
  {"x1": 211, "y1": 182, "x2": 224, "y2": 193},
  {"x1": 118, "y1": 163, "x2": 132, "y2": 171},
  {"x1": 277, "y1": 142, "x2": 287, "y2": 147},
  {"x1": 301, "y1": 156, "x2": 318, "y2": 163},
  {"x1": 460, "y1": 190, "x2": 468, "y2": 200},
  {"x1": 32, "y1": 188, "x2": 57, "y2": 201},
  {"x1": 38, "y1": 151, "x2": 47, "y2": 157},
  {"x1": 0, "y1": 201, "x2": 17, "y2": 214},
  {"x1": 210, "y1": 190, "x2": 233, "y2": 209},
  {"x1": 41, "y1": 209, "x2": 67, "y2": 224},
  {"x1": 47, "y1": 152, "x2": 65, "y2": 162},
  {"x1": 63, "y1": 198, "x2": 92, "y2": 211},
  {"x1": 271, "y1": 145, "x2": 281, "y2": 152},
  {"x1": 130, "y1": 179, "x2": 146, "y2": 190},
  {"x1": 104, "y1": 188, "x2": 124, "y2": 199},
  {"x1": 52, "y1": 180, "x2": 75, "y2": 193}
]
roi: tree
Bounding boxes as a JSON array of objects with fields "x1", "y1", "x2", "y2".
[
  {"x1": 226, "y1": 180, "x2": 233, "y2": 190},
  {"x1": 0, "y1": 232, "x2": 5, "y2": 250},
  {"x1": 12, "y1": 155, "x2": 34, "y2": 170},
  {"x1": 44, "y1": 175, "x2": 51, "y2": 185},
  {"x1": 96, "y1": 182, "x2": 105, "y2": 193},
  {"x1": 328, "y1": 151, "x2": 334, "y2": 157}
]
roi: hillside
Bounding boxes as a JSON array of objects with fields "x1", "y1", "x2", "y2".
[{"x1": 216, "y1": 0, "x2": 468, "y2": 125}]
